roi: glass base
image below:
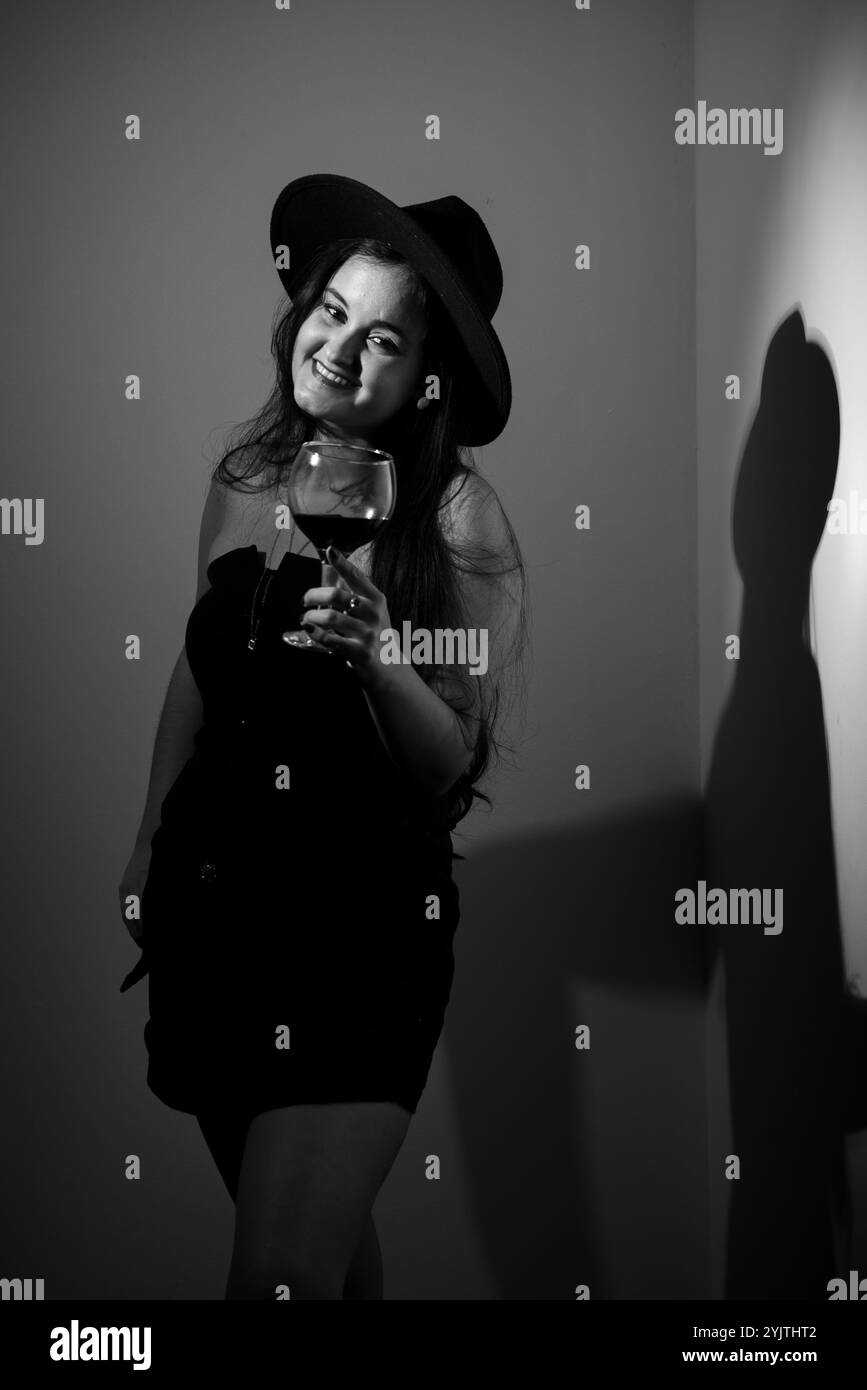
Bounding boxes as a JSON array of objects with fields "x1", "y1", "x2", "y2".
[{"x1": 282, "y1": 629, "x2": 333, "y2": 653}]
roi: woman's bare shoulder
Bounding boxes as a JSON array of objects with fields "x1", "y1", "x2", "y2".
[
  {"x1": 440, "y1": 466, "x2": 506, "y2": 545},
  {"x1": 195, "y1": 472, "x2": 273, "y2": 576}
]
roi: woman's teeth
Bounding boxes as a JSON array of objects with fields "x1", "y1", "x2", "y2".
[{"x1": 313, "y1": 358, "x2": 356, "y2": 389}]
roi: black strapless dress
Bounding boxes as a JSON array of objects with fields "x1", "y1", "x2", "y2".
[{"x1": 120, "y1": 544, "x2": 462, "y2": 1117}]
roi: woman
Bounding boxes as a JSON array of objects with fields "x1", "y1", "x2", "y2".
[{"x1": 119, "y1": 173, "x2": 527, "y2": 1300}]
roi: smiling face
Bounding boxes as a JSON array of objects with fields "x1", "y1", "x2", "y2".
[{"x1": 291, "y1": 256, "x2": 429, "y2": 446}]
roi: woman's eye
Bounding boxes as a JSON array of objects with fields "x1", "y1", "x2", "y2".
[{"x1": 321, "y1": 301, "x2": 397, "y2": 353}]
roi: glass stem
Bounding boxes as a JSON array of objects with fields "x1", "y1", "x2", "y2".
[{"x1": 319, "y1": 549, "x2": 340, "y2": 590}]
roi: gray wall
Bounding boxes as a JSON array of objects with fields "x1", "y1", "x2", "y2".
[{"x1": 0, "y1": 0, "x2": 703, "y2": 1298}]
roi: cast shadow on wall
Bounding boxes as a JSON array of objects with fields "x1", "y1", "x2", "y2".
[{"x1": 704, "y1": 305, "x2": 867, "y2": 1300}]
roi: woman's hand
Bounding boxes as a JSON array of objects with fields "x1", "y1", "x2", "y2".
[
  {"x1": 292, "y1": 545, "x2": 392, "y2": 685},
  {"x1": 118, "y1": 838, "x2": 152, "y2": 945}
]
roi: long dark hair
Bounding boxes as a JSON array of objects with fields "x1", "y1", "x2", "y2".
[{"x1": 210, "y1": 236, "x2": 528, "y2": 832}]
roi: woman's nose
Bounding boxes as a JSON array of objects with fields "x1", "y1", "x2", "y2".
[{"x1": 323, "y1": 334, "x2": 360, "y2": 374}]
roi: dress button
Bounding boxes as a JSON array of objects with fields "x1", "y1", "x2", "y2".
[{"x1": 199, "y1": 863, "x2": 217, "y2": 881}]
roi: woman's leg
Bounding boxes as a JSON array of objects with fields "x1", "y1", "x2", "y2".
[
  {"x1": 196, "y1": 1105, "x2": 390, "y2": 1298},
  {"x1": 225, "y1": 1100, "x2": 411, "y2": 1300}
]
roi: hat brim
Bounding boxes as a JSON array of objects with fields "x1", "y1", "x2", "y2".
[{"x1": 269, "y1": 173, "x2": 510, "y2": 446}]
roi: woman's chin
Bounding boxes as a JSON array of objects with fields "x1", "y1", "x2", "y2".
[{"x1": 291, "y1": 387, "x2": 383, "y2": 444}]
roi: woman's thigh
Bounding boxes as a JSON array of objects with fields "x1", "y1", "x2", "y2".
[{"x1": 230, "y1": 1100, "x2": 412, "y2": 1290}]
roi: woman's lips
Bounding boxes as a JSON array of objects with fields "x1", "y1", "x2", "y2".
[{"x1": 311, "y1": 357, "x2": 357, "y2": 390}]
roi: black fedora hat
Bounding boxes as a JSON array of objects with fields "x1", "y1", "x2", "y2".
[{"x1": 269, "y1": 173, "x2": 511, "y2": 446}]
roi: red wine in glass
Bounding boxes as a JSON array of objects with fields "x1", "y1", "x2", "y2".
[
  {"x1": 283, "y1": 441, "x2": 396, "y2": 652},
  {"x1": 292, "y1": 512, "x2": 387, "y2": 556}
]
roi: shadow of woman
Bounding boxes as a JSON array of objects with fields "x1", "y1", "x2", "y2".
[{"x1": 704, "y1": 306, "x2": 856, "y2": 1299}]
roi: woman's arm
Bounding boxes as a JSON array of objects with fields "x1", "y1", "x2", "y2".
[
  {"x1": 358, "y1": 649, "x2": 476, "y2": 797},
  {"x1": 134, "y1": 646, "x2": 205, "y2": 844},
  {"x1": 312, "y1": 471, "x2": 521, "y2": 798},
  {"x1": 133, "y1": 480, "x2": 225, "y2": 844}
]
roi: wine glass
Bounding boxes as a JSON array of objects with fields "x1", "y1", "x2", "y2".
[{"x1": 282, "y1": 440, "x2": 396, "y2": 651}]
